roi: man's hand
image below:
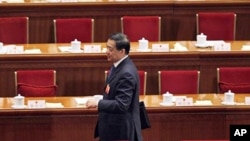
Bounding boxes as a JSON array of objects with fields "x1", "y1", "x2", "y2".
[{"x1": 86, "y1": 98, "x2": 98, "y2": 109}]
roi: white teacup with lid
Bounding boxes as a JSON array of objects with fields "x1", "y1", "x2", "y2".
[
  {"x1": 13, "y1": 94, "x2": 25, "y2": 108},
  {"x1": 71, "y1": 39, "x2": 81, "y2": 51},
  {"x1": 138, "y1": 37, "x2": 149, "y2": 50},
  {"x1": 223, "y1": 90, "x2": 235, "y2": 104},
  {"x1": 162, "y1": 91, "x2": 173, "y2": 104},
  {"x1": 196, "y1": 33, "x2": 207, "y2": 45}
]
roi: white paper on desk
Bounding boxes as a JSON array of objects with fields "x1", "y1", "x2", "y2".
[
  {"x1": 46, "y1": 102, "x2": 64, "y2": 108},
  {"x1": 74, "y1": 97, "x2": 90, "y2": 105},
  {"x1": 61, "y1": 0, "x2": 78, "y2": 2},
  {"x1": 241, "y1": 45, "x2": 250, "y2": 51},
  {"x1": 194, "y1": 100, "x2": 212, "y2": 106},
  {"x1": 24, "y1": 49, "x2": 41, "y2": 54},
  {"x1": 171, "y1": 43, "x2": 188, "y2": 51},
  {"x1": 206, "y1": 40, "x2": 224, "y2": 46},
  {"x1": 47, "y1": 0, "x2": 60, "y2": 2},
  {"x1": 58, "y1": 46, "x2": 71, "y2": 52}
]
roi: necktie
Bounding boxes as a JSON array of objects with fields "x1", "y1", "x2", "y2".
[{"x1": 108, "y1": 65, "x2": 115, "y2": 79}]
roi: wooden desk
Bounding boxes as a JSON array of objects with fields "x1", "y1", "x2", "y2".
[
  {"x1": 1, "y1": 41, "x2": 250, "y2": 97},
  {"x1": 1, "y1": 0, "x2": 250, "y2": 43},
  {"x1": 1, "y1": 94, "x2": 250, "y2": 141}
]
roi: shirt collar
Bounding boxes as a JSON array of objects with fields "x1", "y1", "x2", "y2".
[{"x1": 113, "y1": 55, "x2": 128, "y2": 68}]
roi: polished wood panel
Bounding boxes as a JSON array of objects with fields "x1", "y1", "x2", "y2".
[
  {"x1": 0, "y1": 94, "x2": 250, "y2": 141},
  {"x1": 1, "y1": 0, "x2": 250, "y2": 43},
  {"x1": 1, "y1": 41, "x2": 250, "y2": 97}
]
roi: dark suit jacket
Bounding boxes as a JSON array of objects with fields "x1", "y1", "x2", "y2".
[{"x1": 95, "y1": 57, "x2": 143, "y2": 141}]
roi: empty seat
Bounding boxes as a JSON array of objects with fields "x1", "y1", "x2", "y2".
[
  {"x1": 121, "y1": 16, "x2": 161, "y2": 42},
  {"x1": 0, "y1": 17, "x2": 29, "y2": 44},
  {"x1": 158, "y1": 70, "x2": 200, "y2": 95},
  {"x1": 15, "y1": 70, "x2": 57, "y2": 97},
  {"x1": 196, "y1": 12, "x2": 236, "y2": 40},
  {"x1": 54, "y1": 18, "x2": 94, "y2": 43},
  {"x1": 217, "y1": 67, "x2": 250, "y2": 93}
]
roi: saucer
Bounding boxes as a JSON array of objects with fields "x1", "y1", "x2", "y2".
[
  {"x1": 137, "y1": 48, "x2": 151, "y2": 52},
  {"x1": 0, "y1": 48, "x2": 6, "y2": 54},
  {"x1": 221, "y1": 101, "x2": 236, "y2": 105},
  {"x1": 160, "y1": 102, "x2": 175, "y2": 106},
  {"x1": 67, "y1": 48, "x2": 84, "y2": 53},
  {"x1": 195, "y1": 43, "x2": 210, "y2": 48},
  {"x1": 12, "y1": 105, "x2": 27, "y2": 109}
]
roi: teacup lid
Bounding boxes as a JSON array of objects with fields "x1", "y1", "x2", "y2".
[
  {"x1": 138, "y1": 37, "x2": 148, "y2": 42},
  {"x1": 198, "y1": 33, "x2": 207, "y2": 37},
  {"x1": 163, "y1": 91, "x2": 173, "y2": 96},
  {"x1": 71, "y1": 39, "x2": 81, "y2": 43},
  {"x1": 224, "y1": 90, "x2": 234, "y2": 95},
  {"x1": 14, "y1": 94, "x2": 24, "y2": 99}
]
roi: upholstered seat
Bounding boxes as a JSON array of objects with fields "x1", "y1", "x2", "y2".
[
  {"x1": 105, "y1": 70, "x2": 147, "y2": 95},
  {"x1": 121, "y1": 16, "x2": 161, "y2": 42},
  {"x1": 54, "y1": 18, "x2": 94, "y2": 43},
  {"x1": 14, "y1": 70, "x2": 57, "y2": 97},
  {"x1": 217, "y1": 67, "x2": 250, "y2": 93},
  {"x1": 196, "y1": 12, "x2": 236, "y2": 40},
  {"x1": 0, "y1": 17, "x2": 29, "y2": 44},
  {"x1": 158, "y1": 70, "x2": 200, "y2": 95}
]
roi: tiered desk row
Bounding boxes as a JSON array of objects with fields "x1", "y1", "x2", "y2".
[
  {"x1": 1, "y1": 94, "x2": 250, "y2": 141},
  {"x1": 1, "y1": 41, "x2": 250, "y2": 97},
  {"x1": 1, "y1": 0, "x2": 250, "y2": 43},
  {"x1": 2, "y1": 1, "x2": 250, "y2": 141}
]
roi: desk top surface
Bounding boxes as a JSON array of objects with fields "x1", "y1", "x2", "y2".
[
  {"x1": 1, "y1": 94, "x2": 250, "y2": 110},
  {"x1": 1, "y1": 0, "x2": 250, "y2": 5},
  {"x1": 1, "y1": 41, "x2": 250, "y2": 55}
]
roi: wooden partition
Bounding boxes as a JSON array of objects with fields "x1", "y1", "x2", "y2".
[
  {"x1": 1, "y1": 94, "x2": 250, "y2": 141},
  {"x1": 0, "y1": 41, "x2": 250, "y2": 97},
  {"x1": 1, "y1": 0, "x2": 250, "y2": 43}
]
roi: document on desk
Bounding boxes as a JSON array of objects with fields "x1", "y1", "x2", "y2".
[
  {"x1": 74, "y1": 97, "x2": 91, "y2": 105},
  {"x1": 194, "y1": 100, "x2": 213, "y2": 106},
  {"x1": 46, "y1": 102, "x2": 64, "y2": 108},
  {"x1": 24, "y1": 49, "x2": 42, "y2": 54},
  {"x1": 58, "y1": 46, "x2": 84, "y2": 53}
]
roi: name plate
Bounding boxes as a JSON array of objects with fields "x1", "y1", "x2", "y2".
[
  {"x1": 175, "y1": 97, "x2": 193, "y2": 106},
  {"x1": 151, "y1": 44, "x2": 169, "y2": 52},
  {"x1": 84, "y1": 45, "x2": 101, "y2": 53},
  {"x1": 27, "y1": 100, "x2": 46, "y2": 108},
  {"x1": 245, "y1": 97, "x2": 250, "y2": 105},
  {"x1": 6, "y1": 45, "x2": 24, "y2": 54},
  {"x1": 213, "y1": 42, "x2": 231, "y2": 51}
]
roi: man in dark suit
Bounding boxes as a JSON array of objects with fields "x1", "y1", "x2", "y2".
[{"x1": 86, "y1": 33, "x2": 143, "y2": 141}]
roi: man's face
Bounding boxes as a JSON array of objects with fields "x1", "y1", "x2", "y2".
[{"x1": 106, "y1": 39, "x2": 123, "y2": 63}]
